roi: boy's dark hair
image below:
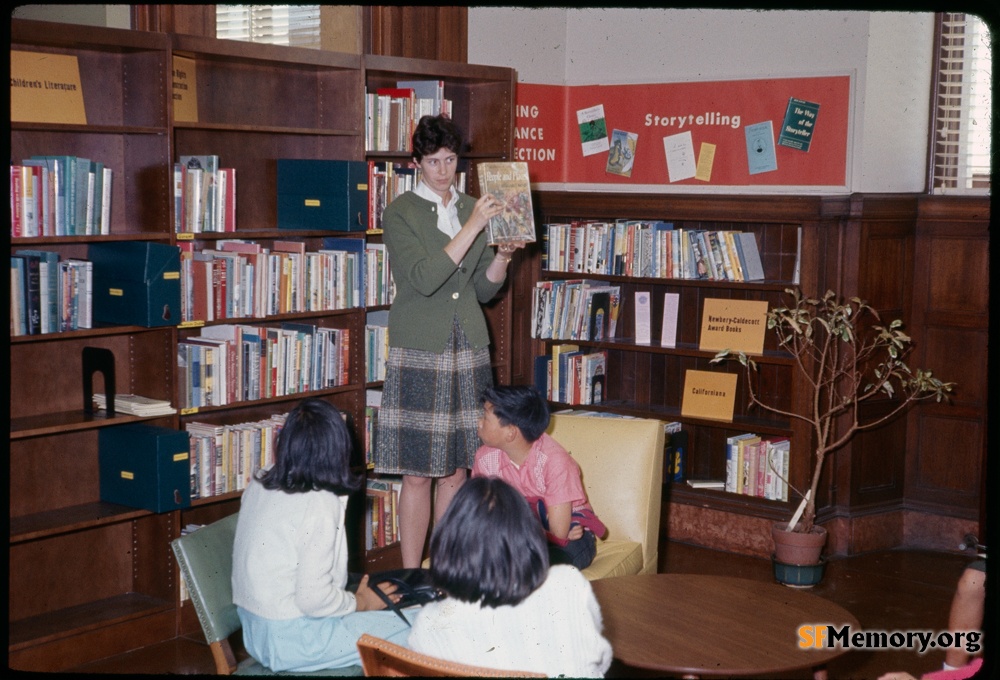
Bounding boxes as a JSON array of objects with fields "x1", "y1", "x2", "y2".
[
  {"x1": 430, "y1": 476, "x2": 549, "y2": 608},
  {"x1": 411, "y1": 114, "x2": 464, "y2": 161},
  {"x1": 481, "y1": 385, "x2": 550, "y2": 442},
  {"x1": 259, "y1": 398, "x2": 362, "y2": 495}
]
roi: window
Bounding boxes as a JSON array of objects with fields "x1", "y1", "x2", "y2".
[
  {"x1": 216, "y1": 5, "x2": 320, "y2": 49},
  {"x1": 930, "y1": 13, "x2": 992, "y2": 193}
]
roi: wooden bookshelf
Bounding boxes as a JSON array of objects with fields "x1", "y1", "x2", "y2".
[
  {"x1": 9, "y1": 21, "x2": 176, "y2": 671},
  {"x1": 510, "y1": 191, "x2": 988, "y2": 558},
  {"x1": 524, "y1": 192, "x2": 824, "y2": 523},
  {"x1": 10, "y1": 19, "x2": 516, "y2": 670}
]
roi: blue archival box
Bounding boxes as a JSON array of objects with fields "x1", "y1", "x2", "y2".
[
  {"x1": 99, "y1": 423, "x2": 191, "y2": 513},
  {"x1": 277, "y1": 159, "x2": 369, "y2": 231},
  {"x1": 89, "y1": 242, "x2": 182, "y2": 327}
]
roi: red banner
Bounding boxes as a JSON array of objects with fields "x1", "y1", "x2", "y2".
[{"x1": 515, "y1": 76, "x2": 850, "y2": 187}]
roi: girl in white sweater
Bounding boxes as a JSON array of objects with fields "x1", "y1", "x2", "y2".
[
  {"x1": 408, "y1": 476, "x2": 613, "y2": 677},
  {"x1": 231, "y1": 398, "x2": 414, "y2": 672}
]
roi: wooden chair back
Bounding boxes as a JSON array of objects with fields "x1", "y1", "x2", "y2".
[{"x1": 355, "y1": 634, "x2": 545, "y2": 677}]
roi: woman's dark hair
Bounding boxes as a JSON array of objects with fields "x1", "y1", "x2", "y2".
[
  {"x1": 429, "y1": 476, "x2": 549, "y2": 608},
  {"x1": 258, "y1": 398, "x2": 362, "y2": 495},
  {"x1": 481, "y1": 385, "x2": 550, "y2": 442},
  {"x1": 411, "y1": 114, "x2": 464, "y2": 161}
]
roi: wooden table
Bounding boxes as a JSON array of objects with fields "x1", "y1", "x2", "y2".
[{"x1": 591, "y1": 574, "x2": 859, "y2": 679}]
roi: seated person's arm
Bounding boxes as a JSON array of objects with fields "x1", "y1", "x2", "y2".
[{"x1": 546, "y1": 501, "x2": 584, "y2": 542}]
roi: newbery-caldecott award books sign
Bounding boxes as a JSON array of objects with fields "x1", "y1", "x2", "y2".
[
  {"x1": 11, "y1": 51, "x2": 86, "y2": 125},
  {"x1": 698, "y1": 298, "x2": 768, "y2": 354},
  {"x1": 681, "y1": 299, "x2": 769, "y2": 422}
]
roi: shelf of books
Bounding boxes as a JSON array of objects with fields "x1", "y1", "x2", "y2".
[
  {"x1": 525, "y1": 191, "x2": 827, "y2": 522},
  {"x1": 10, "y1": 19, "x2": 516, "y2": 669},
  {"x1": 10, "y1": 21, "x2": 180, "y2": 672}
]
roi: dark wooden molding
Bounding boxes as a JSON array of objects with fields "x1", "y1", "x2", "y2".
[
  {"x1": 132, "y1": 5, "x2": 216, "y2": 36},
  {"x1": 366, "y1": 6, "x2": 468, "y2": 62}
]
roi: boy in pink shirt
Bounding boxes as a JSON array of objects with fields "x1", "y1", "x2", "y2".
[{"x1": 472, "y1": 385, "x2": 606, "y2": 569}]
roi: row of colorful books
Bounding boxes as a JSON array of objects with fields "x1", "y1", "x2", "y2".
[
  {"x1": 186, "y1": 413, "x2": 286, "y2": 499},
  {"x1": 535, "y1": 344, "x2": 608, "y2": 405},
  {"x1": 543, "y1": 220, "x2": 766, "y2": 282},
  {"x1": 11, "y1": 155, "x2": 112, "y2": 237},
  {"x1": 725, "y1": 433, "x2": 790, "y2": 501},
  {"x1": 364, "y1": 242, "x2": 395, "y2": 307},
  {"x1": 365, "y1": 310, "x2": 389, "y2": 383},
  {"x1": 173, "y1": 154, "x2": 236, "y2": 234},
  {"x1": 364, "y1": 80, "x2": 453, "y2": 153},
  {"x1": 365, "y1": 477, "x2": 402, "y2": 550},
  {"x1": 178, "y1": 237, "x2": 392, "y2": 323},
  {"x1": 367, "y1": 160, "x2": 466, "y2": 232},
  {"x1": 177, "y1": 322, "x2": 351, "y2": 409},
  {"x1": 11, "y1": 250, "x2": 92, "y2": 336},
  {"x1": 531, "y1": 279, "x2": 622, "y2": 341}
]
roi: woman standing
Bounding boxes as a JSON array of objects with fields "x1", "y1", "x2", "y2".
[{"x1": 374, "y1": 114, "x2": 524, "y2": 568}]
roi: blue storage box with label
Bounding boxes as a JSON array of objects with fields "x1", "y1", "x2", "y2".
[
  {"x1": 99, "y1": 423, "x2": 191, "y2": 512},
  {"x1": 89, "y1": 242, "x2": 182, "y2": 327},
  {"x1": 277, "y1": 159, "x2": 369, "y2": 231}
]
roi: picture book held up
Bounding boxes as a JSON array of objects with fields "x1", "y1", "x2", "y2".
[{"x1": 477, "y1": 161, "x2": 537, "y2": 246}]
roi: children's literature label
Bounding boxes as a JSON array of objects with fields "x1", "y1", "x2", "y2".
[
  {"x1": 698, "y1": 298, "x2": 768, "y2": 354},
  {"x1": 11, "y1": 51, "x2": 86, "y2": 124},
  {"x1": 477, "y1": 162, "x2": 537, "y2": 246},
  {"x1": 681, "y1": 370, "x2": 738, "y2": 422},
  {"x1": 172, "y1": 55, "x2": 199, "y2": 123}
]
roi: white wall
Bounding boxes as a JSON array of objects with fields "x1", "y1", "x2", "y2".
[{"x1": 469, "y1": 8, "x2": 935, "y2": 193}]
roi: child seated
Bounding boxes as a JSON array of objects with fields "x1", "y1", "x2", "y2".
[
  {"x1": 472, "y1": 385, "x2": 606, "y2": 570},
  {"x1": 231, "y1": 398, "x2": 412, "y2": 672},
  {"x1": 408, "y1": 476, "x2": 613, "y2": 677}
]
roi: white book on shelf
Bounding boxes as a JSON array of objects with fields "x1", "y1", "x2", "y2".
[
  {"x1": 634, "y1": 290, "x2": 652, "y2": 345},
  {"x1": 660, "y1": 292, "x2": 680, "y2": 348}
]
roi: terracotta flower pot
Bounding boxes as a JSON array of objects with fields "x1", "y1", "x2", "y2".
[{"x1": 771, "y1": 522, "x2": 827, "y2": 566}]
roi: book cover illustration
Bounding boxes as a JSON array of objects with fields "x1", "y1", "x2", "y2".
[
  {"x1": 477, "y1": 162, "x2": 537, "y2": 246},
  {"x1": 744, "y1": 121, "x2": 778, "y2": 174},
  {"x1": 663, "y1": 130, "x2": 697, "y2": 182},
  {"x1": 778, "y1": 97, "x2": 821, "y2": 151},
  {"x1": 576, "y1": 104, "x2": 610, "y2": 157},
  {"x1": 606, "y1": 129, "x2": 638, "y2": 177}
]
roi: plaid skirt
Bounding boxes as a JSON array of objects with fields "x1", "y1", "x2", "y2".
[{"x1": 373, "y1": 321, "x2": 493, "y2": 477}]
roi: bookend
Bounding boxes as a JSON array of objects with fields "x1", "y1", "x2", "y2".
[{"x1": 83, "y1": 346, "x2": 116, "y2": 416}]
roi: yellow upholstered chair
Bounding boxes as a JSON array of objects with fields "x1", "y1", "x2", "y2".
[
  {"x1": 356, "y1": 634, "x2": 545, "y2": 677},
  {"x1": 546, "y1": 412, "x2": 665, "y2": 580}
]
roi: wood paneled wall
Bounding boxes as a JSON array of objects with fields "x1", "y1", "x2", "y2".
[
  {"x1": 365, "y1": 6, "x2": 468, "y2": 62},
  {"x1": 132, "y1": 5, "x2": 469, "y2": 62}
]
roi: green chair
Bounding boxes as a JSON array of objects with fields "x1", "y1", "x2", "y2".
[{"x1": 170, "y1": 512, "x2": 363, "y2": 676}]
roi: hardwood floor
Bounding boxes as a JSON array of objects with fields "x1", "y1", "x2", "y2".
[{"x1": 65, "y1": 542, "x2": 982, "y2": 678}]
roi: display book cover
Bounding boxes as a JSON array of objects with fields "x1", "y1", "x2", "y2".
[{"x1": 476, "y1": 161, "x2": 537, "y2": 246}]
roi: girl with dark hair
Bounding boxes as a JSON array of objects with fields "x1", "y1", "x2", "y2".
[
  {"x1": 373, "y1": 114, "x2": 527, "y2": 568},
  {"x1": 232, "y1": 398, "x2": 415, "y2": 672},
  {"x1": 408, "y1": 476, "x2": 613, "y2": 677}
]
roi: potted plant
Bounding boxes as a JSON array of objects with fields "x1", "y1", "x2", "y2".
[{"x1": 712, "y1": 289, "x2": 954, "y2": 586}]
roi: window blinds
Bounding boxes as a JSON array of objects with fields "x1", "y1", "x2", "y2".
[
  {"x1": 931, "y1": 13, "x2": 992, "y2": 193},
  {"x1": 216, "y1": 5, "x2": 320, "y2": 49}
]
